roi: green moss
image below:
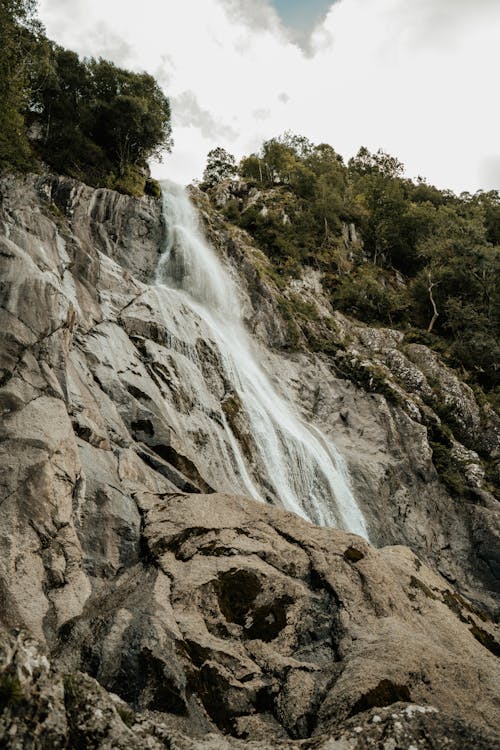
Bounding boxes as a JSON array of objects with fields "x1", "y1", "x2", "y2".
[
  {"x1": 403, "y1": 328, "x2": 448, "y2": 353},
  {"x1": 47, "y1": 201, "x2": 64, "y2": 221},
  {"x1": 333, "y1": 354, "x2": 404, "y2": 407},
  {"x1": 252, "y1": 259, "x2": 288, "y2": 291},
  {"x1": 117, "y1": 704, "x2": 135, "y2": 727},
  {"x1": 429, "y1": 441, "x2": 465, "y2": 496},
  {"x1": 110, "y1": 166, "x2": 146, "y2": 198},
  {"x1": 223, "y1": 199, "x2": 241, "y2": 223},
  {"x1": 144, "y1": 178, "x2": 161, "y2": 199},
  {"x1": 0, "y1": 674, "x2": 24, "y2": 711},
  {"x1": 484, "y1": 461, "x2": 500, "y2": 502},
  {"x1": 305, "y1": 331, "x2": 339, "y2": 355},
  {"x1": 304, "y1": 316, "x2": 351, "y2": 356},
  {"x1": 286, "y1": 293, "x2": 319, "y2": 322},
  {"x1": 277, "y1": 298, "x2": 302, "y2": 349},
  {"x1": 277, "y1": 292, "x2": 336, "y2": 353}
]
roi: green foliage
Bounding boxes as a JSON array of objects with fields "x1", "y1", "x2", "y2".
[
  {"x1": 0, "y1": 1, "x2": 172, "y2": 195},
  {"x1": 116, "y1": 704, "x2": 135, "y2": 727},
  {"x1": 201, "y1": 147, "x2": 237, "y2": 188},
  {"x1": 0, "y1": 674, "x2": 24, "y2": 710},
  {"x1": 334, "y1": 356, "x2": 403, "y2": 405},
  {"x1": 429, "y1": 440, "x2": 465, "y2": 496},
  {"x1": 276, "y1": 298, "x2": 301, "y2": 348},
  {"x1": 236, "y1": 198, "x2": 302, "y2": 275},
  {"x1": 227, "y1": 135, "x2": 500, "y2": 396},
  {"x1": 329, "y1": 264, "x2": 410, "y2": 325},
  {"x1": 0, "y1": 0, "x2": 43, "y2": 172},
  {"x1": 408, "y1": 203, "x2": 500, "y2": 387},
  {"x1": 403, "y1": 328, "x2": 447, "y2": 354},
  {"x1": 240, "y1": 154, "x2": 264, "y2": 182},
  {"x1": 145, "y1": 177, "x2": 162, "y2": 199},
  {"x1": 30, "y1": 49, "x2": 172, "y2": 194},
  {"x1": 348, "y1": 146, "x2": 404, "y2": 179},
  {"x1": 234, "y1": 135, "x2": 352, "y2": 275}
]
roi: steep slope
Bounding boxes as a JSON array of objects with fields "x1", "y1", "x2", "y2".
[
  {"x1": 195, "y1": 182, "x2": 500, "y2": 613},
  {"x1": 0, "y1": 173, "x2": 499, "y2": 747}
]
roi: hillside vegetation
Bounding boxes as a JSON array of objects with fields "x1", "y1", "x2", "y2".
[
  {"x1": 202, "y1": 136, "x2": 500, "y2": 404},
  {"x1": 0, "y1": 0, "x2": 172, "y2": 196}
]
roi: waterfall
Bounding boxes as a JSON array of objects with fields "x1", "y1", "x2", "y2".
[{"x1": 156, "y1": 180, "x2": 368, "y2": 539}]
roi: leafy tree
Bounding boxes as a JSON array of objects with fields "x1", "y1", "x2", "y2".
[
  {"x1": 240, "y1": 154, "x2": 264, "y2": 182},
  {"x1": 89, "y1": 59, "x2": 172, "y2": 172},
  {"x1": 0, "y1": 0, "x2": 173, "y2": 194},
  {"x1": 29, "y1": 46, "x2": 172, "y2": 194},
  {"x1": 0, "y1": 0, "x2": 43, "y2": 171},
  {"x1": 201, "y1": 147, "x2": 237, "y2": 188},
  {"x1": 330, "y1": 264, "x2": 409, "y2": 325},
  {"x1": 474, "y1": 190, "x2": 500, "y2": 245},
  {"x1": 348, "y1": 146, "x2": 404, "y2": 179}
]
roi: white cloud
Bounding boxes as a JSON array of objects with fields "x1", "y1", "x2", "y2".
[
  {"x1": 38, "y1": 0, "x2": 500, "y2": 192},
  {"x1": 172, "y1": 91, "x2": 238, "y2": 141}
]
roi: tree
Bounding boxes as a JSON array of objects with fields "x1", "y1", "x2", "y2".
[
  {"x1": 0, "y1": 1, "x2": 173, "y2": 194},
  {"x1": 0, "y1": 0, "x2": 43, "y2": 171},
  {"x1": 348, "y1": 146, "x2": 404, "y2": 179},
  {"x1": 30, "y1": 47, "x2": 173, "y2": 194},
  {"x1": 89, "y1": 59, "x2": 173, "y2": 171},
  {"x1": 202, "y1": 147, "x2": 237, "y2": 188},
  {"x1": 231, "y1": 133, "x2": 500, "y2": 395},
  {"x1": 239, "y1": 154, "x2": 263, "y2": 182}
]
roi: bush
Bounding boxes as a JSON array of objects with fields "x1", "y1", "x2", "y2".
[
  {"x1": 0, "y1": 674, "x2": 24, "y2": 711},
  {"x1": 144, "y1": 178, "x2": 162, "y2": 199}
]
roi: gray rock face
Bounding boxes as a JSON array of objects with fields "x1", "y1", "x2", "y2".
[
  {"x1": 0, "y1": 173, "x2": 499, "y2": 747},
  {"x1": 193, "y1": 186, "x2": 500, "y2": 614},
  {"x1": 1, "y1": 493, "x2": 499, "y2": 748}
]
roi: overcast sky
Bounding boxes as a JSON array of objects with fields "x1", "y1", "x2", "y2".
[{"x1": 38, "y1": 0, "x2": 500, "y2": 193}]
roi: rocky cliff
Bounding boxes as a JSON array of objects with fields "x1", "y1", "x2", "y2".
[{"x1": 0, "y1": 174, "x2": 498, "y2": 748}]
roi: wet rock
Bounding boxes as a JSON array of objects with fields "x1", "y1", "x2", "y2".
[{"x1": 0, "y1": 173, "x2": 499, "y2": 748}]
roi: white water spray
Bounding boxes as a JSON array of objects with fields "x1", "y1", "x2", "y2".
[{"x1": 156, "y1": 181, "x2": 368, "y2": 538}]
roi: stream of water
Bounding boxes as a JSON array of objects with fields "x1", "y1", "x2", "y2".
[{"x1": 156, "y1": 181, "x2": 368, "y2": 538}]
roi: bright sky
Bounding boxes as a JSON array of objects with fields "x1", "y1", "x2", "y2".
[{"x1": 38, "y1": 0, "x2": 500, "y2": 193}]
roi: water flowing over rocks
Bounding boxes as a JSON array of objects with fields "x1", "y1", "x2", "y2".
[{"x1": 0, "y1": 173, "x2": 499, "y2": 748}]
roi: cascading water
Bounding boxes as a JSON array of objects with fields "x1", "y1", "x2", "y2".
[{"x1": 156, "y1": 180, "x2": 368, "y2": 539}]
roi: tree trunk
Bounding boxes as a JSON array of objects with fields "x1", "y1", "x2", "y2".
[{"x1": 427, "y1": 271, "x2": 439, "y2": 333}]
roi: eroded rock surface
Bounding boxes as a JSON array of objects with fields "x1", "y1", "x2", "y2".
[
  {"x1": 0, "y1": 173, "x2": 499, "y2": 747},
  {"x1": 1, "y1": 493, "x2": 499, "y2": 748}
]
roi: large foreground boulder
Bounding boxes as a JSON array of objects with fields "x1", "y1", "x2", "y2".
[{"x1": 2, "y1": 492, "x2": 496, "y2": 748}]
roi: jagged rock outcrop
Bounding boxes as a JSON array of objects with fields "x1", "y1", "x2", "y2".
[{"x1": 0, "y1": 173, "x2": 499, "y2": 747}]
